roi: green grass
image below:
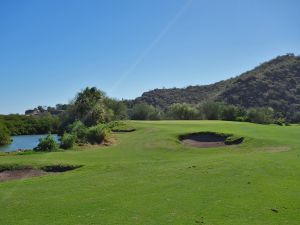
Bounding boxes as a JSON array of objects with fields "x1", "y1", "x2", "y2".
[{"x1": 1, "y1": 121, "x2": 300, "y2": 225}]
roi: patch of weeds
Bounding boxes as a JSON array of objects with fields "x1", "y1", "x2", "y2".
[
  {"x1": 0, "y1": 164, "x2": 32, "y2": 172},
  {"x1": 41, "y1": 164, "x2": 83, "y2": 172},
  {"x1": 225, "y1": 136, "x2": 244, "y2": 145}
]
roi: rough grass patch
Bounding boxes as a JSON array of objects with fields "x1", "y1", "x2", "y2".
[{"x1": 41, "y1": 164, "x2": 83, "y2": 172}]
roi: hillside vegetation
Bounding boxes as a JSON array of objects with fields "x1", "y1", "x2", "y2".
[{"x1": 134, "y1": 54, "x2": 300, "y2": 119}]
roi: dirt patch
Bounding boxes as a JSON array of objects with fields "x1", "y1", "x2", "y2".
[
  {"x1": 0, "y1": 169, "x2": 47, "y2": 182},
  {"x1": 179, "y1": 132, "x2": 244, "y2": 148},
  {"x1": 0, "y1": 165, "x2": 82, "y2": 182}
]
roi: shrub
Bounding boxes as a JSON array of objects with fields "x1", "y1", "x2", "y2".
[
  {"x1": 292, "y1": 112, "x2": 300, "y2": 123},
  {"x1": 167, "y1": 103, "x2": 198, "y2": 120},
  {"x1": 72, "y1": 87, "x2": 107, "y2": 126},
  {"x1": 198, "y1": 101, "x2": 222, "y2": 120},
  {"x1": 104, "y1": 98, "x2": 128, "y2": 120},
  {"x1": 0, "y1": 124, "x2": 11, "y2": 146},
  {"x1": 87, "y1": 124, "x2": 109, "y2": 144},
  {"x1": 274, "y1": 118, "x2": 286, "y2": 126},
  {"x1": 130, "y1": 103, "x2": 162, "y2": 120},
  {"x1": 60, "y1": 133, "x2": 76, "y2": 149},
  {"x1": 220, "y1": 105, "x2": 237, "y2": 121},
  {"x1": 106, "y1": 121, "x2": 121, "y2": 129},
  {"x1": 67, "y1": 120, "x2": 88, "y2": 143},
  {"x1": 247, "y1": 107, "x2": 275, "y2": 124},
  {"x1": 34, "y1": 135, "x2": 58, "y2": 152}
]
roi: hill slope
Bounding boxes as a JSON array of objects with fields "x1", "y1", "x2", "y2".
[{"x1": 134, "y1": 54, "x2": 300, "y2": 118}]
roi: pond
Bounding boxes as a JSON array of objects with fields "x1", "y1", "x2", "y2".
[{"x1": 0, "y1": 134, "x2": 59, "y2": 153}]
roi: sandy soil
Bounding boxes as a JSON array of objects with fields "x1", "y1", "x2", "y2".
[
  {"x1": 0, "y1": 169, "x2": 47, "y2": 182},
  {"x1": 182, "y1": 139, "x2": 226, "y2": 148},
  {"x1": 181, "y1": 133, "x2": 227, "y2": 148}
]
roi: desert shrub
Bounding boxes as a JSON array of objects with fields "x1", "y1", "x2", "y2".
[
  {"x1": 167, "y1": 103, "x2": 198, "y2": 120},
  {"x1": 220, "y1": 105, "x2": 237, "y2": 121},
  {"x1": 104, "y1": 98, "x2": 128, "y2": 120},
  {"x1": 0, "y1": 124, "x2": 11, "y2": 146},
  {"x1": 198, "y1": 101, "x2": 222, "y2": 120},
  {"x1": 60, "y1": 133, "x2": 76, "y2": 149},
  {"x1": 87, "y1": 124, "x2": 109, "y2": 144},
  {"x1": 130, "y1": 103, "x2": 162, "y2": 120},
  {"x1": 34, "y1": 135, "x2": 58, "y2": 152},
  {"x1": 246, "y1": 108, "x2": 275, "y2": 124}
]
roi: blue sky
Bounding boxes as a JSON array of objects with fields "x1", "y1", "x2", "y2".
[{"x1": 1, "y1": 0, "x2": 300, "y2": 114}]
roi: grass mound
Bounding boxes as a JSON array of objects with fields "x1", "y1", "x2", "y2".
[{"x1": 109, "y1": 121, "x2": 136, "y2": 132}]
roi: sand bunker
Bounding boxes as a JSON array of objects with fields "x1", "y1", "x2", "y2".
[
  {"x1": 0, "y1": 165, "x2": 82, "y2": 182},
  {"x1": 179, "y1": 132, "x2": 244, "y2": 148},
  {"x1": 0, "y1": 169, "x2": 47, "y2": 182}
]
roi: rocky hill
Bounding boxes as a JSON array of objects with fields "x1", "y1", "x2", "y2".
[{"x1": 134, "y1": 54, "x2": 300, "y2": 118}]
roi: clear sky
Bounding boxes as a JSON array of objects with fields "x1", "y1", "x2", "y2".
[{"x1": 1, "y1": 0, "x2": 300, "y2": 114}]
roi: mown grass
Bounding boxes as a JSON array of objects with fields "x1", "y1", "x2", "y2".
[{"x1": 0, "y1": 121, "x2": 300, "y2": 225}]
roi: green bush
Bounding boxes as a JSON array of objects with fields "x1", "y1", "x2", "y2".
[
  {"x1": 67, "y1": 120, "x2": 88, "y2": 143},
  {"x1": 106, "y1": 121, "x2": 121, "y2": 129},
  {"x1": 292, "y1": 112, "x2": 300, "y2": 123},
  {"x1": 60, "y1": 133, "x2": 76, "y2": 149},
  {"x1": 247, "y1": 108, "x2": 275, "y2": 124},
  {"x1": 87, "y1": 124, "x2": 109, "y2": 144},
  {"x1": 130, "y1": 103, "x2": 162, "y2": 120},
  {"x1": 220, "y1": 105, "x2": 237, "y2": 121},
  {"x1": 198, "y1": 101, "x2": 222, "y2": 120},
  {"x1": 274, "y1": 118, "x2": 286, "y2": 126},
  {"x1": 34, "y1": 135, "x2": 58, "y2": 152},
  {"x1": 104, "y1": 98, "x2": 128, "y2": 120},
  {"x1": 167, "y1": 103, "x2": 198, "y2": 120},
  {"x1": 0, "y1": 124, "x2": 11, "y2": 146}
]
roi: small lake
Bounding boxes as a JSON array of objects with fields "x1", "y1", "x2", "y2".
[{"x1": 0, "y1": 134, "x2": 59, "y2": 153}]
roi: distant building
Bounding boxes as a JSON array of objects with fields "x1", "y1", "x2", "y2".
[
  {"x1": 25, "y1": 109, "x2": 64, "y2": 116},
  {"x1": 25, "y1": 109, "x2": 42, "y2": 116}
]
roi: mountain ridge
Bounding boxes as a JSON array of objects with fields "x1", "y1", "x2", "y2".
[{"x1": 133, "y1": 54, "x2": 300, "y2": 118}]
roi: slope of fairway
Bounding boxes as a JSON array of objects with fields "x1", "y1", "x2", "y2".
[{"x1": 1, "y1": 121, "x2": 300, "y2": 225}]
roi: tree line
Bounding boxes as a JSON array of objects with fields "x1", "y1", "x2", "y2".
[
  {"x1": 129, "y1": 101, "x2": 300, "y2": 125},
  {"x1": 1, "y1": 86, "x2": 300, "y2": 148}
]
